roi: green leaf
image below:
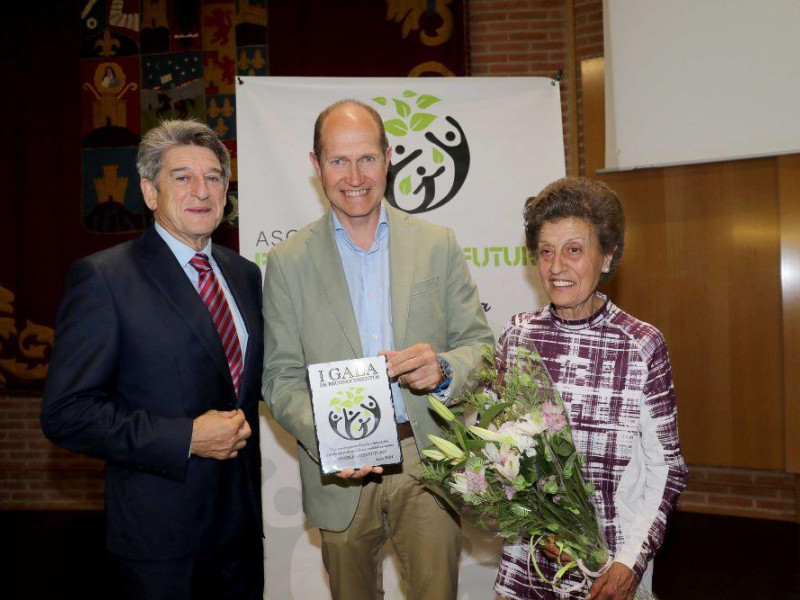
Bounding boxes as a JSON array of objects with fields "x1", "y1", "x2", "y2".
[
  {"x1": 399, "y1": 175, "x2": 412, "y2": 196},
  {"x1": 393, "y1": 99, "x2": 412, "y2": 117},
  {"x1": 409, "y1": 112, "x2": 437, "y2": 131},
  {"x1": 455, "y1": 425, "x2": 468, "y2": 451},
  {"x1": 432, "y1": 147, "x2": 444, "y2": 164},
  {"x1": 465, "y1": 438, "x2": 489, "y2": 450},
  {"x1": 416, "y1": 94, "x2": 441, "y2": 108},
  {"x1": 554, "y1": 439, "x2": 573, "y2": 457},
  {"x1": 384, "y1": 119, "x2": 408, "y2": 137},
  {"x1": 478, "y1": 401, "x2": 513, "y2": 429},
  {"x1": 372, "y1": 96, "x2": 387, "y2": 105},
  {"x1": 402, "y1": 89, "x2": 418, "y2": 97},
  {"x1": 330, "y1": 399, "x2": 340, "y2": 407}
]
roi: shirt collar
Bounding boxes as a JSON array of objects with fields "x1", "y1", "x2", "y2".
[
  {"x1": 331, "y1": 203, "x2": 389, "y2": 254},
  {"x1": 154, "y1": 222, "x2": 213, "y2": 268}
]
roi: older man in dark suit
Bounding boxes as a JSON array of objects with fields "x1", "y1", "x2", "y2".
[{"x1": 41, "y1": 120, "x2": 264, "y2": 600}]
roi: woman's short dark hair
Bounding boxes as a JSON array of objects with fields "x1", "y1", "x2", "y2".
[{"x1": 524, "y1": 177, "x2": 625, "y2": 280}]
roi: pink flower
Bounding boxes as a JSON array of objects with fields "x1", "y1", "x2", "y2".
[
  {"x1": 466, "y1": 468, "x2": 489, "y2": 494},
  {"x1": 542, "y1": 400, "x2": 567, "y2": 433},
  {"x1": 450, "y1": 468, "x2": 489, "y2": 496},
  {"x1": 502, "y1": 483, "x2": 517, "y2": 500}
]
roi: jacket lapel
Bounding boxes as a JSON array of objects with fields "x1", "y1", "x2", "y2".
[
  {"x1": 387, "y1": 205, "x2": 416, "y2": 350},
  {"x1": 307, "y1": 213, "x2": 363, "y2": 357},
  {"x1": 136, "y1": 227, "x2": 233, "y2": 391}
]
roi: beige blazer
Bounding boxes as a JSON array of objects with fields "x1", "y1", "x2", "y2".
[{"x1": 262, "y1": 203, "x2": 494, "y2": 531}]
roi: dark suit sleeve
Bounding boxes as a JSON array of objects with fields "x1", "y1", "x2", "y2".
[{"x1": 41, "y1": 258, "x2": 193, "y2": 481}]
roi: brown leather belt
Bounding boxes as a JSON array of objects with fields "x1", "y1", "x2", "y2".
[{"x1": 397, "y1": 421, "x2": 414, "y2": 440}]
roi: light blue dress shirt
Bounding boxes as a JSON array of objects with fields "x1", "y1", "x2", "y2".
[
  {"x1": 331, "y1": 205, "x2": 410, "y2": 422},
  {"x1": 155, "y1": 223, "x2": 248, "y2": 362}
]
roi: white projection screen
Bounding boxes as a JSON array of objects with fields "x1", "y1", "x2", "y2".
[{"x1": 604, "y1": 0, "x2": 800, "y2": 170}]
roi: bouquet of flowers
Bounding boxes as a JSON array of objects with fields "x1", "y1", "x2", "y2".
[{"x1": 419, "y1": 346, "x2": 610, "y2": 594}]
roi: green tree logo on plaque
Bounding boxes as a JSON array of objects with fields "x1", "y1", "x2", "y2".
[{"x1": 328, "y1": 386, "x2": 382, "y2": 440}]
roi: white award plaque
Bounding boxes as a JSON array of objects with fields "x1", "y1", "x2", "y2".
[{"x1": 307, "y1": 356, "x2": 403, "y2": 474}]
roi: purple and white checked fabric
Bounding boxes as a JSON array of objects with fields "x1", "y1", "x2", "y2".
[
  {"x1": 190, "y1": 253, "x2": 243, "y2": 396},
  {"x1": 493, "y1": 295, "x2": 688, "y2": 600}
]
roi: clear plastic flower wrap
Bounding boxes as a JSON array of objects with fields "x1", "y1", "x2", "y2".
[{"x1": 419, "y1": 346, "x2": 614, "y2": 595}]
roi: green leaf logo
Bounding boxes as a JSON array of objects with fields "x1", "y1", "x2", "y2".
[
  {"x1": 432, "y1": 147, "x2": 444, "y2": 164},
  {"x1": 372, "y1": 96, "x2": 387, "y2": 106},
  {"x1": 399, "y1": 175, "x2": 412, "y2": 196},
  {"x1": 410, "y1": 112, "x2": 437, "y2": 132},
  {"x1": 402, "y1": 90, "x2": 418, "y2": 98},
  {"x1": 385, "y1": 118, "x2": 409, "y2": 137},
  {"x1": 416, "y1": 94, "x2": 441, "y2": 109},
  {"x1": 393, "y1": 99, "x2": 412, "y2": 118}
]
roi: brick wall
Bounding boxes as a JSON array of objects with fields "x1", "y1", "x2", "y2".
[
  {"x1": 678, "y1": 465, "x2": 798, "y2": 522},
  {"x1": 0, "y1": 396, "x2": 103, "y2": 510},
  {"x1": 468, "y1": 0, "x2": 572, "y2": 174},
  {"x1": 468, "y1": 0, "x2": 604, "y2": 176}
]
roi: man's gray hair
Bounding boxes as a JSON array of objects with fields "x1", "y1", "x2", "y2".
[{"x1": 136, "y1": 119, "x2": 231, "y2": 185}]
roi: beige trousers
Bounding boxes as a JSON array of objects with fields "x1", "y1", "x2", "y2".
[{"x1": 320, "y1": 436, "x2": 461, "y2": 600}]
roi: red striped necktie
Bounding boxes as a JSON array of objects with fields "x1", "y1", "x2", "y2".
[{"x1": 189, "y1": 253, "x2": 243, "y2": 396}]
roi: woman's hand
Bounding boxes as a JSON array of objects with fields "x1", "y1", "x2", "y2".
[
  {"x1": 586, "y1": 562, "x2": 638, "y2": 600},
  {"x1": 539, "y1": 539, "x2": 574, "y2": 564}
]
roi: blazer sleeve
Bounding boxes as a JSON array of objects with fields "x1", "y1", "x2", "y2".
[
  {"x1": 438, "y1": 227, "x2": 496, "y2": 396},
  {"x1": 40, "y1": 258, "x2": 193, "y2": 481},
  {"x1": 261, "y1": 248, "x2": 319, "y2": 459}
]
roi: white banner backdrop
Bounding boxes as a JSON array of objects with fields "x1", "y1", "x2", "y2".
[{"x1": 237, "y1": 77, "x2": 565, "y2": 599}]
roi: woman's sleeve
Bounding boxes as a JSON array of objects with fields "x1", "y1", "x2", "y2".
[{"x1": 614, "y1": 334, "x2": 689, "y2": 578}]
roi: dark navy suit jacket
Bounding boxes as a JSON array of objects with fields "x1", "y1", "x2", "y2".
[{"x1": 41, "y1": 226, "x2": 263, "y2": 560}]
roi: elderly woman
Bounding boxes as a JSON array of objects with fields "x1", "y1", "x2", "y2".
[{"x1": 494, "y1": 177, "x2": 689, "y2": 600}]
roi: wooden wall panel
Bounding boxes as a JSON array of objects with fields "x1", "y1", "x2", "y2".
[
  {"x1": 779, "y1": 155, "x2": 800, "y2": 473},
  {"x1": 601, "y1": 158, "x2": 785, "y2": 469},
  {"x1": 580, "y1": 57, "x2": 605, "y2": 177}
]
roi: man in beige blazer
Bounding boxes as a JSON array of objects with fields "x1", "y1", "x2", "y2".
[{"x1": 262, "y1": 100, "x2": 494, "y2": 600}]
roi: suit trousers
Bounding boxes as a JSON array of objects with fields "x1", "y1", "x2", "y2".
[
  {"x1": 320, "y1": 436, "x2": 461, "y2": 600},
  {"x1": 113, "y1": 534, "x2": 264, "y2": 600}
]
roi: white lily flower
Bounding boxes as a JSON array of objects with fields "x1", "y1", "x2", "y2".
[
  {"x1": 468, "y1": 425, "x2": 507, "y2": 443},
  {"x1": 517, "y1": 413, "x2": 546, "y2": 437},
  {"x1": 496, "y1": 421, "x2": 535, "y2": 454},
  {"x1": 427, "y1": 435, "x2": 464, "y2": 460},
  {"x1": 483, "y1": 442, "x2": 501, "y2": 463},
  {"x1": 449, "y1": 472, "x2": 469, "y2": 495},
  {"x1": 427, "y1": 395, "x2": 457, "y2": 422},
  {"x1": 421, "y1": 448, "x2": 447, "y2": 461},
  {"x1": 495, "y1": 452, "x2": 520, "y2": 482}
]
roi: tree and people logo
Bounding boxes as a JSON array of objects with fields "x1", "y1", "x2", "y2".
[
  {"x1": 371, "y1": 90, "x2": 470, "y2": 214},
  {"x1": 328, "y1": 386, "x2": 382, "y2": 441}
]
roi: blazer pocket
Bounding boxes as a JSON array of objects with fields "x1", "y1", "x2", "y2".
[{"x1": 411, "y1": 275, "x2": 439, "y2": 296}]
